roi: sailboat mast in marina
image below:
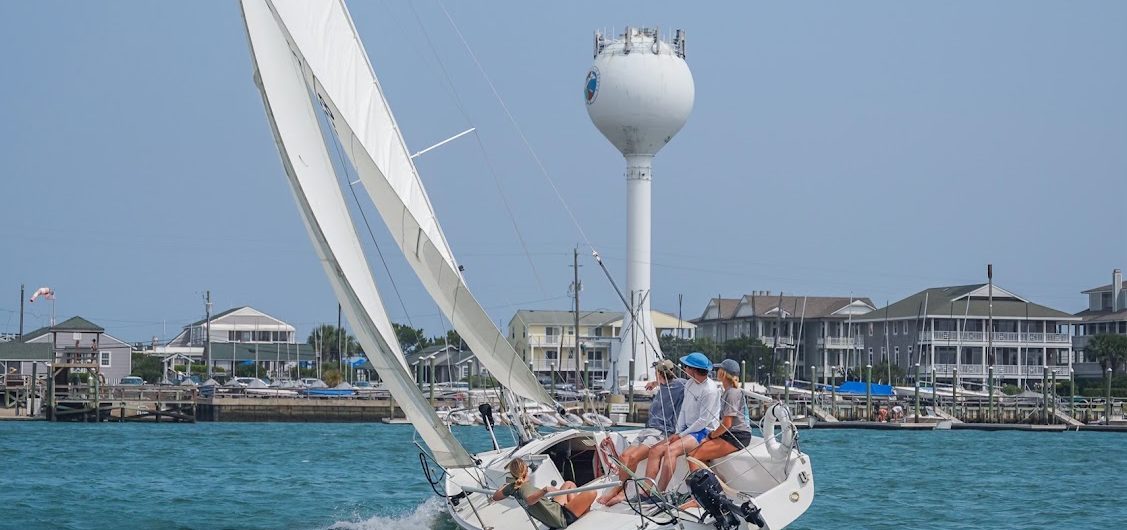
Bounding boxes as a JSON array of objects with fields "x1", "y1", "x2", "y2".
[{"x1": 241, "y1": 1, "x2": 813, "y2": 527}]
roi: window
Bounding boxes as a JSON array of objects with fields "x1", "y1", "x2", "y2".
[
  {"x1": 868, "y1": 323, "x2": 873, "y2": 336},
  {"x1": 593, "y1": 327, "x2": 603, "y2": 337},
  {"x1": 100, "y1": 351, "x2": 111, "y2": 367},
  {"x1": 894, "y1": 346, "x2": 900, "y2": 356},
  {"x1": 892, "y1": 324, "x2": 898, "y2": 336},
  {"x1": 903, "y1": 321, "x2": 909, "y2": 334},
  {"x1": 256, "y1": 331, "x2": 271, "y2": 342},
  {"x1": 545, "y1": 327, "x2": 557, "y2": 336},
  {"x1": 461, "y1": 365, "x2": 469, "y2": 379}
]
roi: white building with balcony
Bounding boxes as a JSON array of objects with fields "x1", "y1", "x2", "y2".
[
  {"x1": 694, "y1": 293, "x2": 876, "y2": 381},
  {"x1": 855, "y1": 284, "x2": 1079, "y2": 387},
  {"x1": 157, "y1": 306, "x2": 299, "y2": 370},
  {"x1": 507, "y1": 309, "x2": 695, "y2": 386}
]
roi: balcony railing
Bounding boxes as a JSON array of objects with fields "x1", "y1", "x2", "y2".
[
  {"x1": 919, "y1": 331, "x2": 1070, "y2": 344},
  {"x1": 930, "y1": 364, "x2": 1065, "y2": 377},
  {"x1": 532, "y1": 359, "x2": 607, "y2": 372},
  {"x1": 527, "y1": 335, "x2": 615, "y2": 348},
  {"x1": 818, "y1": 337, "x2": 864, "y2": 349}
]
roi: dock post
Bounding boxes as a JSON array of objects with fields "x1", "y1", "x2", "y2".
[
  {"x1": 913, "y1": 363, "x2": 920, "y2": 423},
  {"x1": 429, "y1": 356, "x2": 436, "y2": 407},
  {"x1": 865, "y1": 363, "x2": 872, "y2": 421},
  {"x1": 46, "y1": 375, "x2": 54, "y2": 421},
  {"x1": 987, "y1": 366, "x2": 994, "y2": 423},
  {"x1": 830, "y1": 383, "x2": 837, "y2": 419},
  {"x1": 1050, "y1": 370, "x2": 1057, "y2": 423},
  {"x1": 1106, "y1": 367, "x2": 1113, "y2": 424},
  {"x1": 1041, "y1": 368, "x2": 1048, "y2": 424},
  {"x1": 952, "y1": 368, "x2": 958, "y2": 419},
  {"x1": 1070, "y1": 368, "x2": 1076, "y2": 420},
  {"x1": 627, "y1": 357, "x2": 636, "y2": 422}
]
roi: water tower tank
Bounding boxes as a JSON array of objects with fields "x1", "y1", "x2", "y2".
[
  {"x1": 585, "y1": 27, "x2": 694, "y2": 392},
  {"x1": 586, "y1": 27, "x2": 694, "y2": 156}
]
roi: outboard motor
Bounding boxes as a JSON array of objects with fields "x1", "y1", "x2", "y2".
[
  {"x1": 686, "y1": 469, "x2": 766, "y2": 530},
  {"x1": 479, "y1": 403, "x2": 500, "y2": 450}
]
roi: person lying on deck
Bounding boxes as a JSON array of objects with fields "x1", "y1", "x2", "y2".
[
  {"x1": 654, "y1": 352, "x2": 721, "y2": 494},
  {"x1": 596, "y1": 358, "x2": 686, "y2": 506},
  {"x1": 687, "y1": 358, "x2": 752, "y2": 472},
  {"x1": 492, "y1": 458, "x2": 598, "y2": 529}
]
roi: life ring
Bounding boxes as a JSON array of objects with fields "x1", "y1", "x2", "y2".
[{"x1": 762, "y1": 402, "x2": 796, "y2": 461}]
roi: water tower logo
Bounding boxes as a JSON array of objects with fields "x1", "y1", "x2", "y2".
[{"x1": 584, "y1": 68, "x2": 599, "y2": 105}]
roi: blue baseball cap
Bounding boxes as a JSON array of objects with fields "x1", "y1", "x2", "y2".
[{"x1": 680, "y1": 352, "x2": 712, "y2": 371}]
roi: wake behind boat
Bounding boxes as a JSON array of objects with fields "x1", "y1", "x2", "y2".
[{"x1": 239, "y1": 1, "x2": 814, "y2": 528}]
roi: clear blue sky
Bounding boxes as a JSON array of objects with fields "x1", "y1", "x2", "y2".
[{"x1": 2, "y1": 1, "x2": 1124, "y2": 345}]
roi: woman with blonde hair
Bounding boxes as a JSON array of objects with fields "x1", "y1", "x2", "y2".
[
  {"x1": 687, "y1": 358, "x2": 752, "y2": 470},
  {"x1": 491, "y1": 458, "x2": 597, "y2": 528}
]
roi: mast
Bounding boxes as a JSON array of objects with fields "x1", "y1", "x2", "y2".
[
  {"x1": 204, "y1": 290, "x2": 212, "y2": 378},
  {"x1": 18, "y1": 284, "x2": 24, "y2": 341},
  {"x1": 572, "y1": 247, "x2": 581, "y2": 387}
]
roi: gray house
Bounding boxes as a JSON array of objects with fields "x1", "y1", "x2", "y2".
[
  {"x1": 854, "y1": 285, "x2": 1079, "y2": 387},
  {"x1": 1072, "y1": 268, "x2": 1127, "y2": 375},
  {"x1": 0, "y1": 316, "x2": 132, "y2": 384},
  {"x1": 694, "y1": 293, "x2": 876, "y2": 381},
  {"x1": 407, "y1": 344, "x2": 487, "y2": 385}
]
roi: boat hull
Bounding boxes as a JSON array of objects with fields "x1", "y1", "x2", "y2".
[{"x1": 443, "y1": 428, "x2": 812, "y2": 530}]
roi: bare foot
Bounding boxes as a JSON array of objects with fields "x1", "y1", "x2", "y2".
[{"x1": 679, "y1": 499, "x2": 700, "y2": 511}]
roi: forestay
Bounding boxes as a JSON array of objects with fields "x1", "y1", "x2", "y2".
[
  {"x1": 241, "y1": 0, "x2": 474, "y2": 468},
  {"x1": 266, "y1": 0, "x2": 554, "y2": 407}
]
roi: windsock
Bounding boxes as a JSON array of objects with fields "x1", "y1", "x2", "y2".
[{"x1": 29, "y1": 287, "x2": 54, "y2": 302}]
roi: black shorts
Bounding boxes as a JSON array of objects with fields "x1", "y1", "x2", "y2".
[
  {"x1": 557, "y1": 506, "x2": 578, "y2": 528},
  {"x1": 718, "y1": 429, "x2": 752, "y2": 450}
]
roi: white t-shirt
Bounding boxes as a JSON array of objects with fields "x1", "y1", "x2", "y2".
[{"x1": 675, "y1": 376, "x2": 721, "y2": 436}]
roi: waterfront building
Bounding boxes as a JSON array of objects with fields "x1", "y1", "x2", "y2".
[
  {"x1": 1072, "y1": 268, "x2": 1127, "y2": 375},
  {"x1": 0, "y1": 316, "x2": 132, "y2": 384},
  {"x1": 507, "y1": 309, "x2": 695, "y2": 385},
  {"x1": 406, "y1": 343, "x2": 488, "y2": 386},
  {"x1": 694, "y1": 293, "x2": 876, "y2": 381},
  {"x1": 854, "y1": 284, "x2": 1079, "y2": 387},
  {"x1": 157, "y1": 306, "x2": 299, "y2": 367}
]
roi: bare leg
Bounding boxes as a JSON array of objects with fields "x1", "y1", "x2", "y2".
[
  {"x1": 597, "y1": 445, "x2": 646, "y2": 505},
  {"x1": 657, "y1": 436, "x2": 699, "y2": 492},
  {"x1": 643, "y1": 438, "x2": 673, "y2": 483},
  {"x1": 562, "y1": 489, "x2": 599, "y2": 518}
]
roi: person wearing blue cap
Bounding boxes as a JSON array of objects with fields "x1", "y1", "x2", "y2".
[
  {"x1": 652, "y1": 351, "x2": 721, "y2": 493},
  {"x1": 686, "y1": 358, "x2": 753, "y2": 473}
]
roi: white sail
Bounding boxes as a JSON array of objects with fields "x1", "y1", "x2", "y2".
[
  {"x1": 241, "y1": 0, "x2": 474, "y2": 468},
  {"x1": 266, "y1": 0, "x2": 554, "y2": 407}
]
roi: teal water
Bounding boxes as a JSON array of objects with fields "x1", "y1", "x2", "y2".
[{"x1": 0, "y1": 423, "x2": 1122, "y2": 529}]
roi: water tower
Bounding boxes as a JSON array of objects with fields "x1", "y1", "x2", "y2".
[{"x1": 585, "y1": 27, "x2": 694, "y2": 390}]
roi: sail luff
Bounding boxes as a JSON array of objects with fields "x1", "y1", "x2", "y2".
[
  {"x1": 268, "y1": 0, "x2": 554, "y2": 406},
  {"x1": 242, "y1": 0, "x2": 473, "y2": 468}
]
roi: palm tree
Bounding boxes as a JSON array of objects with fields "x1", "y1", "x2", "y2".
[
  {"x1": 306, "y1": 324, "x2": 359, "y2": 363},
  {"x1": 1088, "y1": 334, "x2": 1127, "y2": 374}
]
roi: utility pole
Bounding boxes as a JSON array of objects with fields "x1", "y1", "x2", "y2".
[
  {"x1": 204, "y1": 290, "x2": 212, "y2": 379},
  {"x1": 987, "y1": 264, "x2": 994, "y2": 422},
  {"x1": 771, "y1": 292, "x2": 784, "y2": 381},
  {"x1": 571, "y1": 247, "x2": 582, "y2": 388},
  {"x1": 19, "y1": 284, "x2": 25, "y2": 341}
]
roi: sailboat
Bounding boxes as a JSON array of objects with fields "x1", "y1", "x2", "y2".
[{"x1": 240, "y1": 1, "x2": 813, "y2": 528}]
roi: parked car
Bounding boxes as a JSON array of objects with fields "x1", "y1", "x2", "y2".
[{"x1": 120, "y1": 376, "x2": 145, "y2": 386}]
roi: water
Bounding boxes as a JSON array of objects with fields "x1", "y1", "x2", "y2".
[{"x1": 0, "y1": 423, "x2": 1123, "y2": 529}]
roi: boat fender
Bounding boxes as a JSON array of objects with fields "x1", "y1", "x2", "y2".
[
  {"x1": 685, "y1": 469, "x2": 765, "y2": 530},
  {"x1": 762, "y1": 402, "x2": 796, "y2": 461}
]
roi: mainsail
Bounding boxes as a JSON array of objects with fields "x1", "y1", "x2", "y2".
[
  {"x1": 241, "y1": 0, "x2": 473, "y2": 468},
  {"x1": 265, "y1": 0, "x2": 554, "y2": 407}
]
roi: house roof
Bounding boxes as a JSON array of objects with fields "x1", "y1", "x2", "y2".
[
  {"x1": 735, "y1": 295, "x2": 875, "y2": 319},
  {"x1": 1074, "y1": 308, "x2": 1127, "y2": 323},
  {"x1": 1082, "y1": 281, "x2": 1127, "y2": 294},
  {"x1": 186, "y1": 306, "x2": 246, "y2": 328},
  {"x1": 202, "y1": 342, "x2": 319, "y2": 362},
  {"x1": 21, "y1": 316, "x2": 106, "y2": 340},
  {"x1": 695, "y1": 298, "x2": 741, "y2": 321},
  {"x1": 512, "y1": 310, "x2": 622, "y2": 327},
  {"x1": 856, "y1": 284, "x2": 1077, "y2": 321},
  {"x1": 0, "y1": 341, "x2": 52, "y2": 361}
]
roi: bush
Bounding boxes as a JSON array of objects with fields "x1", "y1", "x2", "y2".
[
  {"x1": 322, "y1": 369, "x2": 343, "y2": 387},
  {"x1": 1002, "y1": 384, "x2": 1022, "y2": 396}
]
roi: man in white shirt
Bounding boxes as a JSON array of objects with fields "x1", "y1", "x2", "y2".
[{"x1": 652, "y1": 352, "x2": 721, "y2": 493}]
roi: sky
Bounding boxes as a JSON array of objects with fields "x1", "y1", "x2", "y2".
[{"x1": 1, "y1": 1, "x2": 1125, "y2": 345}]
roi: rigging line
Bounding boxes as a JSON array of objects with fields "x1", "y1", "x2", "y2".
[
  {"x1": 436, "y1": 0, "x2": 594, "y2": 252},
  {"x1": 406, "y1": 0, "x2": 546, "y2": 297},
  {"x1": 322, "y1": 99, "x2": 417, "y2": 331}
]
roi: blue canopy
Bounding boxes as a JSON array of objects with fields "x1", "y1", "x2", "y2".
[{"x1": 835, "y1": 381, "x2": 895, "y2": 397}]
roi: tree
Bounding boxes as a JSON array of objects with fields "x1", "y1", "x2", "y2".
[
  {"x1": 432, "y1": 329, "x2": 464, "y2": 350},
  {"x1": 393, "y1": 323, "x2": 431, "y2": 354},
  {"x1": 306, "y1": 324, "x2": 359, "y2": 362},
  {"x1": 1089, "y1": 334, "x2": 1127, "y2": 374},
  {"x1": 130, "y1": 352, "x2": 163, "y2": 383}
]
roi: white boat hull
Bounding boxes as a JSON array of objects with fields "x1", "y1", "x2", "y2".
[{"x1": 443, "y1": 428, "x2": 813, "y2": 530}]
